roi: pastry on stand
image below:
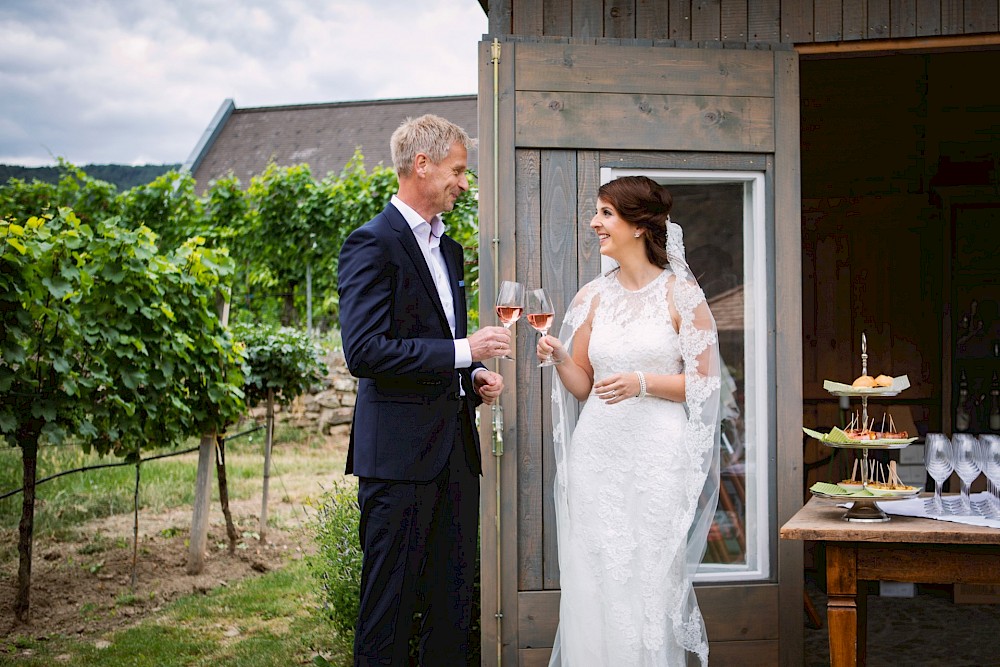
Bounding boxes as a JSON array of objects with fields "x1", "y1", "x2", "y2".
[{"x1": 804, "y1": 333, "x2": 920, "y2": 522}]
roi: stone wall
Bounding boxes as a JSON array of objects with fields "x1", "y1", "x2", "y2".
[{"x1": 247, "y1": 350, "x2": 357, "y2": 435}]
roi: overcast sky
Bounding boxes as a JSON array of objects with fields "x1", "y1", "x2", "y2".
[{"x1": 0, "y1": 0, "x2": 488, "y2": 167}]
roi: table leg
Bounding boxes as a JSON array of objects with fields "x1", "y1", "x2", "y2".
[{"x1": 825, "y1": 543, "x2": 866, "y2": 666}]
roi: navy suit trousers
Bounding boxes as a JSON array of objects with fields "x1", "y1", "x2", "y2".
[{"x1": 354, "y1": 401, "x2": 479, "y2": 666}]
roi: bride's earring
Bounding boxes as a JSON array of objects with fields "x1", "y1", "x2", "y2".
[{"x1": 634, "y1": 231, "x2": 641, "y2": 238}]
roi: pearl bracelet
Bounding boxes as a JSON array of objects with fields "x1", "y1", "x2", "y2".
[{"x1": 636, "y1": 370, "x2": 647, "y2": 399}]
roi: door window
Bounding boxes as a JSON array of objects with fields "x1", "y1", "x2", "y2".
[{"x1": 602, "y1": 167, "x2": 772, "y2": 582}]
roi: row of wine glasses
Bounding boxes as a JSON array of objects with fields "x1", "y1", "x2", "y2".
[
  {"x1": 924, "y1": 433, "x2": 1000, "y2": 515},
  {"x1": 495, "y1": 280, "x2": 559, "y2": 367}
]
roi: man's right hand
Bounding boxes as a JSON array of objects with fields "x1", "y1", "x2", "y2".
[{"x1": 468, "y1": 326, "x2": 512, "y2": 362}]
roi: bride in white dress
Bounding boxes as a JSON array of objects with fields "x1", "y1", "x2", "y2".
[{"x1": 536, "y1": 176, "x2": 721, "y2": 666}]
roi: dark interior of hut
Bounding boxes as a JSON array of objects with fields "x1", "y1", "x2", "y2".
[
  {"x1": 798, "y1": 48, "x2": 1000, "y2": 597},
  {"x1": 800, "y1": 48, "x2": 1000, "y2": 484}
]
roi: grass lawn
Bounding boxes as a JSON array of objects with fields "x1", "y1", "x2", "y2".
[
  {"x1": 0, "y1": 423, "x2": 355, "y2": 666},
  {"x1": 0, "y1": 558, "x2": 352, "y2": 666}
]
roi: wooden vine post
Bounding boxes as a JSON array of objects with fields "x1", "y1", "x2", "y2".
[
  {"x1": 259, "y1": 388, "x2": 275, "y2": 544},
  {"x1": 188, "y1": 293, "x2": 230, "y2": 574},
  {"x1": 187, "y1": 434, "x2": 216, "y2": 574}
]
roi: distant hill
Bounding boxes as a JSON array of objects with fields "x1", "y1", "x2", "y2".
[{"x1": 0, "y1": 164, "x2": 181, "y2": 191}]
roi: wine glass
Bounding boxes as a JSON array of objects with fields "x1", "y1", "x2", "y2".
[
  {"x1": 495, "y1": 280, "x2": 524, "y2": 360},
  {"x1": 952, "y1": 433, "x2": 981, "y2": 514},
  {"x1": 924, "y1": 433, "x2": 953, "y2": 515},
  {"x1": 978, "y1": 435, "x2": 1000, "y2": 516},
  {"x1": 526, "y1": 288, "x2": 558, "y2": 367}
]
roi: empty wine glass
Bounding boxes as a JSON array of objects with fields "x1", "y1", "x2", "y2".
[
  {"x1": 495, "y1": 280, "x2": 524, "y2": 360},
  {"x1": 952, "y1": 433, "x2": 981, "y2": 514},
  {"x1": 924, "y1": 433, "x2": 953, "y2": 515},
  {"x1": 979, "y1": 434, "x2": 1000, "y2": 515},
  {"x1": 526, "y1": 288, "x2": 558, "y2": 367}
]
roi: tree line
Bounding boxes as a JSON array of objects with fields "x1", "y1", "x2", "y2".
[{"x1": 0, "y1": 162, "x2": 180, "y2": 192}]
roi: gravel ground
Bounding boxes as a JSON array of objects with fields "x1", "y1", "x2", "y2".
[{"x1": 803, "y1": 571, "x2": 1000, "y2": 666}]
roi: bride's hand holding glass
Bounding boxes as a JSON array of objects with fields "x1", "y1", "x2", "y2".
[
  {"x1": 535, "y1": 333, "x2": 567, "y2": 367},
  {"x1": 527, "y1": 288, "x2": 560, "y2": 367}
]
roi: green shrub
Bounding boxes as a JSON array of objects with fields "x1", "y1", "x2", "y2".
[
  {"x1": 308, "y1": 479, "x2": 481, "y2": 664},
  {"x1": 308, "y1": 479, "x2": 362, "y2": 648},
  {"x1": 231, "y1": 323, "x2": 328, "y2": 409}
]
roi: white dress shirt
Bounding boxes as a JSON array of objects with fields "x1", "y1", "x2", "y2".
[{"x1": 391, "y1": 195, "x2": 473, "y2": 371}]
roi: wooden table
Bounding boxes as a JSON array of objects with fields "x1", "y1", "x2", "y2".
[{"x1": 780, "y1": 496, "x2": 1000, "y2": 667}]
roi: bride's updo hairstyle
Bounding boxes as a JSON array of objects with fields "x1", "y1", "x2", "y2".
[{"x1": 597, "y1": 176, "x2": 673, "y2": 268}]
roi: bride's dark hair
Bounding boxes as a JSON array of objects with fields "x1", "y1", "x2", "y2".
[{"x1": 597, "y1": 176, "x2": 673, "y2": 268}]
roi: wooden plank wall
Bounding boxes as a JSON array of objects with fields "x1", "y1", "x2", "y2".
[
  {"x1": 514, "y1": 147, "x2": 601, "y2": 599},
  {"x1": 475, "y1": 35, "x2": 803, "y2": 666},
  {"x1": 516, "y1": 585, "x2": 783, "y2": 666},
  {"x1": 514, "y1": 146, "x2": 584, "y2": 594},
  {"x1": 515, "y1": 149, "x2": 544, "y2": 594},
  {"x1": 800, "y1": 196, "x2": 939, "y2": 416},
  {"x1": 489, "y1": 0, "x2": 1000, "y2": 42},
  {"x1": 513, "y1": 42, "x2": 777, "y2": 153}
]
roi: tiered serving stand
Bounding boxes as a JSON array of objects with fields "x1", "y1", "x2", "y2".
[{"x1": 805, "y1": 334, "x2": 920, "y2": 522}]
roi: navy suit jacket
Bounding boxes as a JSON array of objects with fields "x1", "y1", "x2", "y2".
[{"x1": 338, "y1": 203, "x2": 483, "y2": 481}]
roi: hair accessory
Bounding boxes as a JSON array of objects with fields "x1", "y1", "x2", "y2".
[
  {"x1": 636, "y1": 370, "x2": 647, "y2": 399},
  {"x1": 665, "y1": 218, "x2": 689, "y2": 280}
]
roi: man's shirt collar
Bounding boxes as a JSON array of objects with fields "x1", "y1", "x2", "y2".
[{"x1": 391, "y1": 195, "x2": 445, "y2": 240}]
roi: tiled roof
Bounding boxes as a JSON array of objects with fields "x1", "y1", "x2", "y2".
[
  {"x1": 709, "y1": 284, "x2": 744, "y2": 332},
  {"x1": 187, "y1": 94, "x2": 478, "y2": 191}
]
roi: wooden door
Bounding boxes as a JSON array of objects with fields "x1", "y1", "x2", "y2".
[{"x1": 477, "y1": 37, "x2": 802, "y2": 666}]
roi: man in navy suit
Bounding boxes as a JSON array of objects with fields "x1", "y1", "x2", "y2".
[{"x1": 337, "y1": 114, "x2": 510, "y2": 666}]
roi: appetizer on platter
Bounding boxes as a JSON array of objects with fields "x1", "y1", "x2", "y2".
[
  {"x1": 839, "y1": 459, "x2": 864, "y2": 491},
  {"x1": 822, "y1": 459, "x2": 919, "y2": 497},
  {"x1": 842, "y1": 410, "x2": 908, "y2": 440},
  {"x1": 866, "y1": 461, "x2": 920, "y2": 496},
  {"x1": 851, "y1": 373, "x2": 895, "y2": 388},
  {"x1": 823, "y1": 374, "x2": 910, "y2": 396},
  {"x1": 802, "y1": 425, "x2": 917, "y2": 447}
]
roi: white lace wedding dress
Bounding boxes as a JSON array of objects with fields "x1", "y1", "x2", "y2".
[{"x1": 548, "y1": 267, "x2": 718, "y2": 667}]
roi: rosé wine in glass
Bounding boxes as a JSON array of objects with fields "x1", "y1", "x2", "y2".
[
  {"x1": 527, "y1": 288, "x2": 559, "y2": 367},
  {"x1": 496, "y1": 305, "x2": 524, "y2": 326},
  {"x1": 494, "y1": 281, "x2": 524, "y2": 360}
]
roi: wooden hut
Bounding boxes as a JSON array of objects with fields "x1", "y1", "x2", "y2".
[{"x1": 474, "y1": 2, "x2": 1000, "y2": 665}]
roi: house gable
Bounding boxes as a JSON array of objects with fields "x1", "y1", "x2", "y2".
[{"x1": 186, "y1": 94, "x2": 478, "y2": 190}]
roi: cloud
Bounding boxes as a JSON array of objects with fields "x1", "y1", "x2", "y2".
[{"x1": 0, "y1": 0, "x2": 487, "y2": 166}]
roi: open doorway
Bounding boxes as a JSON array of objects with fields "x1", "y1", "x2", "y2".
[{"x1": 800, "y1": 48, "x2": 1000, "y2": 494}]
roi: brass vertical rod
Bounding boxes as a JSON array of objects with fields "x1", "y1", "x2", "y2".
[{"x1": 489, "y1": 37, "x2": 504, "y2": 667}]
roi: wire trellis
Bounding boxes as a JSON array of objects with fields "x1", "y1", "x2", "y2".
[{"x1": 0, "y1": 424, "x2": 264, "y2": 501}]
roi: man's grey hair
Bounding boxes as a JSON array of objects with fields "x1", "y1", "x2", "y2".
[{"x1": 390, "y1": 114, "x2": 476, "y2": 176}]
